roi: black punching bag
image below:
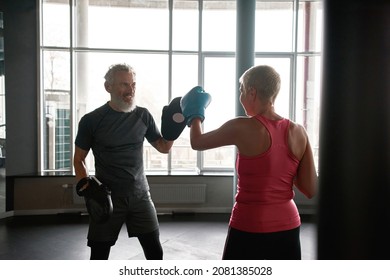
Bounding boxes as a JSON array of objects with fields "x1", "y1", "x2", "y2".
[{"x1": 317, "y1": 0, "x2": 390, "y2": 259}]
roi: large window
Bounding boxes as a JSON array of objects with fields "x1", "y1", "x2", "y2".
[{"x1": 40, "y1": 0, "x2": 322, "y2": 173}]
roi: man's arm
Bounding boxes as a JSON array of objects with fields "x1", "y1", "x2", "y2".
[
  {"x1": 151, "y1": 137, "x2": 174, "y2": 154},
  {"x1": 73, "y1": 145, "x2": 90, "y2": 181}
]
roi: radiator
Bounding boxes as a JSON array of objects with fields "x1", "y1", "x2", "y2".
[{"x1": 150, "y1": 183, "x2": 206, "y2": 204}]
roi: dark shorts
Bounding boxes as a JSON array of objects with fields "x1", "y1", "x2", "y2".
[{"x1": 87, "y1": 191, "x2": 159, "y2": 247}]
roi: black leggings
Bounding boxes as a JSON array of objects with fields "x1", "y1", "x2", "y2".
[
  {"x1": 138, "y1": 230, "x2": 163, "y2": 260},
  {"x1": 222, "y1": 226, "x2": 301, "y2": 260},
  {"x1": 90, "y1": 229, "x2": 163, "y2": 260}
]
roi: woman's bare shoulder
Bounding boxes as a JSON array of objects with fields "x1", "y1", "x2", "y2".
[
  {"x1": 287, "y1": 120, "x2": 308, "y2": 160},
  {"x1": 288, "y1": 119, "x2": 307, "y2": 137}
]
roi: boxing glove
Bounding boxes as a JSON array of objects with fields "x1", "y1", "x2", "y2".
[
  {"x1": 180, "y1": 86, "x2": 211, "y2": 126},
  {"x1": 76, "y1": 176, "x2": 113, "y2": 223},
  {"x1": 161, "y1": 97, "x2": 186, "y2": 140}
]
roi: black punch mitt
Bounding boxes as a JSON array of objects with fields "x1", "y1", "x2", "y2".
[
  {"x1": 76, "y1": 176, "x2": 113, "y2": 224},
  {"x1": 161, "y1": 96, "x2": 186, "y2": 141}
]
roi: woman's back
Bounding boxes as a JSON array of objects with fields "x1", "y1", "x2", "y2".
[{"x1": 233, "y1": 113, "x2": 316, "y2": 199}]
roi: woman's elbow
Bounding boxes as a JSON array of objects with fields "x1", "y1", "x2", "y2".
[
  {"x1": 295, "y1": 177, "x2": 318, "y2": 199},
  {"x1": 304, "y1": 189, "x2": 316, "y2": 199},
  {"x1": 190, "y1": 138, "x2": 203, "y2": 151}
]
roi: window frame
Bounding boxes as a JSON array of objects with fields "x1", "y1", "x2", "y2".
[{"x1": 38, "y1": 0, "x2": 322, "y2": 174}]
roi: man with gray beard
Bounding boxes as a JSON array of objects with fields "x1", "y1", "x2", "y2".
[{"x1": 74, "y1": 63, "x2": 174, "y2": 260}]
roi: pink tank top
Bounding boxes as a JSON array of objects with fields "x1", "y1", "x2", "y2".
[{"x1": 229, "y1": 115, "x2": 301, "y2": 233}]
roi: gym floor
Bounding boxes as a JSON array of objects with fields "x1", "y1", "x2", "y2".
[{"x1": 0, "y1": 213, "x2": 317, "y2": 260}]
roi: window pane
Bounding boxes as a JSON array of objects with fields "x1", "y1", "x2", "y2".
[
  {"x1": 171, "y1": 54, "x2": 199, "y2": 171},
  {"x1": 297, "y1": 1, "x2": 323, "y2": 52},
  {"x1": 75, "y1": 52, "x2": 168, "y2": 121},
  {"x1": 0, "y1": 76, "x2": 4, "y2": 139},
  {"x1": 42, "y1": 50, "x2": 71, "y2": 170},
  {"x1": 171, "y1": 144, "x2": 197, "y2": 171},
  {"x1": 255, "y1": 57, "x2": 291, "y2": 119},
  {"x1": 296, "y1": 55, "x2": 321, "y2": 171},
  {"x1": 255, "y1": 1, "x2": 294, "y2": 52},
  {"x1": 172, "y1": 55, "x2": 199, "y2": 99},
  {"x1": 74, "y1": 52, "x2": 169, "y2": 172},
  {"x1": 173, "y1": 1, "x2": 199, "y2": 51},
  {"x1": 77, "y1": 0, "x2": 169, "y2": 50},
  {"x1": 42, "y1": 0, "x2": 70, "y2": 47},
  {"x1": 203, "y1": 57, "x2": 236, "y2": 169},
  {"x1": 202, "y1": 0, "x2": 236, "y2": 52}
]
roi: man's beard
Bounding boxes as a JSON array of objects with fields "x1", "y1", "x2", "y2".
[
  {"x1": 121, "y1": 100, "x2": 136, "y2": 112},
  {"x1": 111, "y1": 97, "x2": 136, "y2": 112}
]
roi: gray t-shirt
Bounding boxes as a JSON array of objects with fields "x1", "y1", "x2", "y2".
[{"x1": 75, "y1": 103, "x2": 161, "y2": 197}]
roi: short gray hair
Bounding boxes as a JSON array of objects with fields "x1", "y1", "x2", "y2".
[
  {"x1": 240, "y1": 65, "x2": 281, "y2": 103},
  {"x1": 104, "y1": 63, "x2": 136, "y2": 84}
]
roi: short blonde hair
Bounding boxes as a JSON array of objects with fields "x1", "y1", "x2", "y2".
[{"x1": 240, "y1": 65, "x2": 281, "y2": 103}]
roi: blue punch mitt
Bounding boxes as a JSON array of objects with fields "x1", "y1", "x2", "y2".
[
  {"x1": 180, "y1": 86, "x2": 211, "y2": 126},
  {"x1": 161, "y1": 97, "x2": 187, "y2": 140}
]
